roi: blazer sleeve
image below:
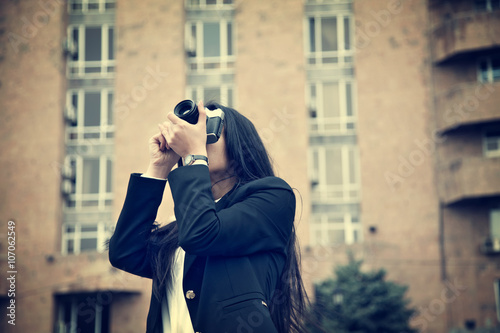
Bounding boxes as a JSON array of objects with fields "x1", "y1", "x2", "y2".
[
  {"x1": 167, "y1": 165, "x2": 295, "y2": 257},
  {"x1": 108, "y1": 173, "x2": 167, "y2": 278}
]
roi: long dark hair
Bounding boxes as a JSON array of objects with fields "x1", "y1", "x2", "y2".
[{"x1": 148, "y1": 102, "x2": 309, "y2": 332}]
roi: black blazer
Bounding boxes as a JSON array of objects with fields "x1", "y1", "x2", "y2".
[{"x1": 109, "y1": 165, "x2": 296, "y2": 333}]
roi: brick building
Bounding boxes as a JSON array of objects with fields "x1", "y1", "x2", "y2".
[{"x1": 0, "y1": 0, "x2": 499, "y2": 332}]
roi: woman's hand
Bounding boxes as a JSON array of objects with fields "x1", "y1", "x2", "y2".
[
  {"x1": 143, "y1": 130, "x2": 180, "y2": 179},
  {"x1": 160, "y1": 101, "x2": 208, "y2": 159}
]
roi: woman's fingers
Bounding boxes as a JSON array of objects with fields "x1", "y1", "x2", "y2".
[
  {"x1": 157, "y1": 124, "x2": 169, "y2": 150},
  {"x1": 159, "y1": 131, "x2": 167, "y2": 151},
  {"x1": 162, "y1": 103, "x2": 207, "y2": 157},
  {"x1": 159, "y1": 122, "x2": 175, "y2": 149},
  {"x1": 197, "y1": 100, "x2": 206, "y2": 125},
  {"x1": 151, "y1": 132, "x2": 164, "y2": 151}
]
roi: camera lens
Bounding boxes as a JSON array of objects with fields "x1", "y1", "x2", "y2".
[
  {"x1": 177, "y1": 100, "x2": 193, "y2": 115},
  {"x1": 173, "y1": 100, "x2": 198, "y2": 124}
]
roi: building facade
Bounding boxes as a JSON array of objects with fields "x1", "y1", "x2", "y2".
[
  {"x1": 429, "y1": 0, "x2": 500, "y2": 331},
  {"x1": 0, "y1": 0, "x2": 499, "y2": 332}
]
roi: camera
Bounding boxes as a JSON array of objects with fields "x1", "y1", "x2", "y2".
[{"x1": 173, "y1": 100, "x2": 225, "y2": 144}]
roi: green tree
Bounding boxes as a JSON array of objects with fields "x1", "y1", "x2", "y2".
[{"x1": 308, "y1": 258, "x2": 416, "y2": 333}]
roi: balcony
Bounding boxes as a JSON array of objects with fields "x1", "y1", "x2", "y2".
[
  {"x1": 438, "y1": 156, "x2": 500, "y2": 205},
  {"x1": 434, "y1": 82, "x2": 500, "y2": 134},
  {"x1": 431, "y1": 11, "x2": 500, "y2": 63}
]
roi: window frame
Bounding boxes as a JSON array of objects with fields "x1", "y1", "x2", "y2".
[
  {"x1": 67, "y1": 24, "x2": 115, "y2": 78},
  {"x1": 482, "y1": 128, "x2": 500, "y2": 158},
  {"x1": 310, "y1": 213, "x2": 361, "y2": 246},
  {"x1": 309, "y1": 145, "x2": 360, "y2": 203},
  {"x1": 65, "y1": 89, "x2": 114, "y2": 144},
  {"x1": 304, "y1": 13, "x2": 354, "y2": 67},
  {"x1": 185, "y1": 19, "x2": 235, "y2": 73},
  {"x1": 185, "y1": 0, "x2": 234, "y2": 9},
  {"x1": 61, "y1": 221, "x2": 113, "y2": 255},
  {"x1": 490, "y1": 209, "x2": 500, "y2": 239},
  {"x1": 307, "y1": 79, "x2": 357, "y2": 135},
  {"x1": 63, "y1": 154, "x2": 114, "y2": 211},
  {"x1": 68, "y1": 0, "x2": 116, "y2": 13},
  {"x1": 186, "y1": 84, "x2": 235, "y2": 107},
  {"x1": 478, "y1": 55, "x2": 500, "y2": 83},
  {"x1": 55, "y1": 293, "x2": 110, "y2": 332}
]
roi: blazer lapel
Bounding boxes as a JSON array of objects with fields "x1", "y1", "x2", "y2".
[{"x1": 183, "y1": 252, "x2": 197, "y2": 276}]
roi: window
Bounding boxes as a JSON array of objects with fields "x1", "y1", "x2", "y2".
[
  {"x1": 55, "y1": 293, "x2": 111, "y2": 333},
  {"x1": 475, "y1": 0, "x2": 500, "y2": 12},
  {"x1": 62, "y1": 155, "x2": 113, "y2": 210},
  {"x1": 68, "y1": 0, "x2": 116, "y2": 13},
  {"x1": 308, "y1": 81, "x2": 355, "y2": 134},
  {"x1": 62, "y1": 222, "x2": 113, "y2": 254},
  {"x1": 490, "y1": 209, "x2": 500, "y2": 239},
  {"x1": 306, "y1": 15, "x2": 353, "y2": 66},
  {"x1": 66, "y1": 89, "x2": 114, "y2": 143},
  {"x1": 483, "y1": 129, "x2": 500, "y2": 157},
  {"x1": 309, "y1": 145, "x2": 360, "y2": 202},
  {"x1": 483, "y1": 209, "x2": 500, "y2": 254},
  {"x1": 67, "y1": 25, "x2": 115, "y2": 77},
  {"x1": 187, "y1": 85, "x2": 234, "y2": 106},
  {"x1": 478, "y1": 56, "x2": 500, "y2": 83},
  {"x1": 186, "y1": 20, "x2": 234, "y2": 72},
  {"x1": 186, "y1": 0, "x2": 234, "y2": 8},
  {"x1": 310, "y1": 213, "x2": 361, "y2": 245}
]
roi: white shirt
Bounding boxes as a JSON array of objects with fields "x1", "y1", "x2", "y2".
[
  {"x1": 140, "y1": 169, "x2": 211, "y2": 332},
  {"x1": 161, "y1": 248, "x2": 195, "y2": 333}
]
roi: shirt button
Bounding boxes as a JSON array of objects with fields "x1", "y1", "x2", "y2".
[{"x1": 186, "y1": 290, "x2": 196, "y2": 299}]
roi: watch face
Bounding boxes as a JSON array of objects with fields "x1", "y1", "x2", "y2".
[
  {"x1": 184, "y1": 155, "x2": 193, "y2": 165},
  {"x1": 183, "y1": 155, "x2": 207, "y2": 166}
]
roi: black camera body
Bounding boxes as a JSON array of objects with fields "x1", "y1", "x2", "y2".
[{"x1": 173, "y1": 100, "x2": 225, "y2": 144}]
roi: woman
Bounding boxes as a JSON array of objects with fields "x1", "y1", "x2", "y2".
[{"x1": 109, "y1": 101, "x2": 308, "y2": 333}]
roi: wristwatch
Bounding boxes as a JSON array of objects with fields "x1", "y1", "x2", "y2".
[{"x1": 183, "y1": 154, "x2": 209, "y2": 166}]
